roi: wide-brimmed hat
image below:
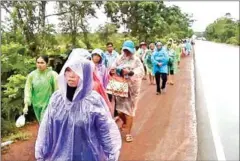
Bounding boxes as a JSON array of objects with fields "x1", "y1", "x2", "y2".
[
  {"x1": 122, "y1": 40, "x2": 135, "y2": 54},
  {"x1": 140, "y1": 41, "x2": 147, "y2": 46}
]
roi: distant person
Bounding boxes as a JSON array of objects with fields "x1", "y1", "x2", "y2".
[
  {"x1": 175, "y1": 40, "x2": 182, "y2": 68},
  {"x1": 185, "y1": 39, "x2": 192, "y2": 55},
  {"x1": 166, "y1": 43, "x2": 177, "y2": 85},
  {"x1": 91, "y1": 49, "x2": 109, "y2": 89},
  {"x1": 151, "y1": 42, "x2": 169, "y2": 95},
  {"x1": 103, "y1": 42, "x2": 119, "y2": 69},
  {"x1": 144, "y1": 43, "x2": 155, "y2": 85},
  {"x1": 181, "y1": 39, "x2": 187, "y2": 57},
  {"x1": 137, "y1": 41, "x2": 148, "y2": 80}
]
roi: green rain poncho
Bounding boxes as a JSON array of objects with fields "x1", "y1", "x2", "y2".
[
  {"x1": 175, "y1": 45, "x2": 182, "y2": 63},
  {"x1": 24, "y1": 67, "x2": 58, "y2": 122},
  {"x1": 144, "y1": 50, "x2": 154, "y2": 74},
  {"x1": 167, "y1": 48, "x2": 178, "y2": 74}
]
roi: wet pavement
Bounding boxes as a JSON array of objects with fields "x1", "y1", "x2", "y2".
[{"x1": 194, "y1": 40, "x2": 239, "y2": 161}]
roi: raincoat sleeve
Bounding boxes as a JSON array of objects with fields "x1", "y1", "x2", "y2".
[
  {"x1": 151, "y1": 51, "x2": 159, "y2": 66},
  {"x1": 35, "y1": 97, "x2": 54, "y2": 161},
  {"x1": 161, "y1": 51, "x2": 169, "y2": 66},
  {"x1": 94, "y1": 96, "x2": 122, "y2": 161},
  {"x1": 109, "y1": 57, "x2": 122, "y2": 76},
  {"x1": 131, "y1": 57, "x2": 144, "y2": 80},
  {"x1": 103, "y1": 67, "x2": 109, "y2": 89},
  {"x1": 24, "y1": 73, "x2": 33, "y2": 106},
  {"x1": 143, "y1": 51, "x2": 151, "y2": 66},
  {"x1": 175, "y1": 47, "x2": 181, "y2": 62}
]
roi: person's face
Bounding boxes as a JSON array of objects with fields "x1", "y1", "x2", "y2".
[
  {"x1": 123, "y1": 49, "x2": 131, "y2": 56},
  {"x1": 107, "y1": 45, "x2": 113, "y2": 52},
  {"x1": 156, "y1": 44, "x2": 162, "y2": 50},
  {"x1": 65, "y1": 67, "x2": 80, "y2": 87},
  {"x1": 141, "y1": 44, "x2": 147, "y2": 50},
  {"x1": 92, "y1": 54, "x2": 101, "y2": 64},
  {"x1": 36, "y1": 57, "x2": 47, "y2": 71},
  {"x1": 150, "y1": 44, "x2": 155, "y2": 50}
]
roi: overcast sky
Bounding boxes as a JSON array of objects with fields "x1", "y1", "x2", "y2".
[{"x1": 1, "y1": 1, "x2": 239, "y2": 32}]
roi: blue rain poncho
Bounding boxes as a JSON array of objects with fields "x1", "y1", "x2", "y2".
[
  {"x1": 35, "y1": 58, "x2": 122, "y2": 161},
  {"x1": 151, "y1": 47, "x2": 169, "y2": 74}
]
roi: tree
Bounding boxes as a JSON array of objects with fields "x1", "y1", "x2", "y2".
[
  {"x1": 57, "y1": 1, "x2": 101, "y2": 48},
  {"x1": 205, "y1": 16, "x2": 239, "y2": 45},
  {"x1": 97, "y1": 23, "x2": 118, "y2": 43},
  {"x1": 104, "y1": 1, "x2": 194, "y2": 43}
]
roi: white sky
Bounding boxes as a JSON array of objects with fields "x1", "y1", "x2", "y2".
[
  {"x1": 1, "y1": 1, "x2": 239, "y2": 32},
  {"x1": 165, "y1": 1, "x2": 239, "y2": 32}
]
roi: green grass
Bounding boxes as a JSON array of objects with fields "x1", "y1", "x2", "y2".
[{"x1": 2, "y1": 131, "x2": 32, "y2": 142}]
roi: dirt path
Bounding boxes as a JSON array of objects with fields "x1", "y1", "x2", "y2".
[
  {"x1": 1, "y1": 55, "x2": 197, "y2": 161},
  {"x1": 1, "y1": 122, "x2": 38, "y2": 161}
]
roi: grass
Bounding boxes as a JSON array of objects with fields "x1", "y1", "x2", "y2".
[
  {"x1": 1, "y1": 131, "x2": 32, "y2": 154},
  {"x1": 2, "y1": 131, "x2": 32, "y2": 142},
  {"x1": 1, "y1": 122, "x2": 36, "y2": 155}
]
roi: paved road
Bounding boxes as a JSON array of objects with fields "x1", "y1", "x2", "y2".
[{"x1": 194, "y1": 40, "x2": 239, "y2": 161}]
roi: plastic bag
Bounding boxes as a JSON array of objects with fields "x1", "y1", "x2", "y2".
[{"x1": 15, "y1": 115, "x2": 26, "y2": 128}]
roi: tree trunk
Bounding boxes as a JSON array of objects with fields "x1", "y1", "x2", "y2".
[
  {"x1": 71, "y1": 3, "x2": 77, "y2": 46},
  {"x1": 40, "y1": 1, "x2": 47, "y2": 48},
  {"x1": 40, "y1": 1, "x2": 46, "y2": 31}
]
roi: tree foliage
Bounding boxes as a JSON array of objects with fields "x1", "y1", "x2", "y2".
[
  {"x1": 104, "y1": 1, "x2": 194, "y2": 43},
  {"x1": 205, "y1": 14, "x2": 239, "y2": 45},
  {"x1": 1, "y1": 1, "x2": 194, "y2": 136}
]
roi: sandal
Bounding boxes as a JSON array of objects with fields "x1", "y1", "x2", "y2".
[{"x1": 125, "y1": 134, "x2": 133, "y2": 142}]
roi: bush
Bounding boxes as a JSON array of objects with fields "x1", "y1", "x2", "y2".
[
  {"x1": 1, "y1": 118, "x2": 17, "y2": 137},
  {"x1": 226, "y1": 37, "x2": 239, "y2": 45},
  {"x1": 1, "y1": 43, "x2": 36, "y2": 137}
]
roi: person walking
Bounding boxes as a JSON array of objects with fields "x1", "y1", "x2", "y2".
[
  {"x1": 151, "y1": 42, "x2": 169, "y2": 95},
  {"x1": 110, "y1": 40, "x2": 144, "y2": 142},
  {"x1": 35, "y1": 58, "x2": 122, "y2": 161},
  {"x1": 23, "y1": 56, "x2": 58, "y2": 122}
]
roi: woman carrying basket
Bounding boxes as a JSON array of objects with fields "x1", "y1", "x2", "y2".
[{"x1": 108, "y1": 40, "x2": 144, "y2": 142}]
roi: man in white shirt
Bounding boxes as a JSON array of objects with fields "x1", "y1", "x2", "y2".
[
  {"x1": 103, "y1": 42, "x2": 120, "y2": 69},
  {"x1": 137, "y1": 42, "x2": 148, "y2": 80}
]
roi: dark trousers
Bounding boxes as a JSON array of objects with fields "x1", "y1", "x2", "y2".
[
  {"x1": 107, "y1": 94, "x2": 118, "y2": 117},
  {"x1": 155, "y1": 72, "x2": 167, "y2": 93},
  {"x1": 141, "y1": 59, "x2": 147, "y2": 75}
]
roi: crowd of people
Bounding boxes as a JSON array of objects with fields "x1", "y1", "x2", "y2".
[{"x1": 22, "y1": 38, "x2": 193, "y2": 161}]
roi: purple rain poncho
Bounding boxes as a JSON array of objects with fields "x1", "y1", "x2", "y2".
[{"x1": 35, "y1": 58, "x2": 122, "y2": 161}]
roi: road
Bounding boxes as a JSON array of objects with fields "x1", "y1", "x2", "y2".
[{"x1": 194, "y1": 40, "x2": 239, "y2": 161}]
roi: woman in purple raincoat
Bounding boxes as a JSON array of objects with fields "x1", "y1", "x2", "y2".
[
  {"x1": 91, "y1": 48, "x2": 109, "y2": 89},
  {"x1": 35, "y1": 58, "x2": 122, "y2": 161}
]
